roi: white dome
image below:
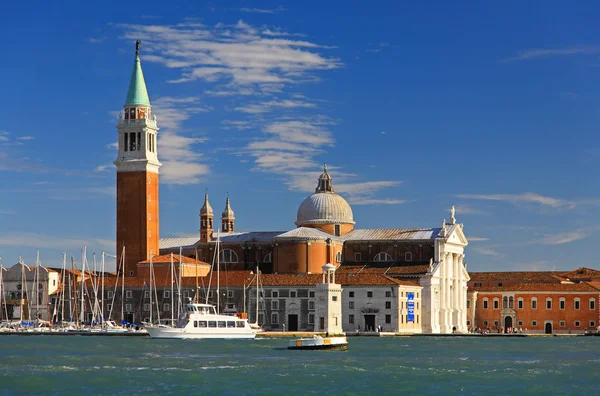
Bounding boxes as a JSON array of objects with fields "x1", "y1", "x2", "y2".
[{"x1": 296, "y1": 192, "x2": 354, "y2": 226}]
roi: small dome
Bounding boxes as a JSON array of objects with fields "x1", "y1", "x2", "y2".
[{"x1": 200, "y1": 193, "x2": 213, "y2": 216}]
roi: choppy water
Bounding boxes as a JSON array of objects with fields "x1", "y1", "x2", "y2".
[{"x1": 0, "y1": 336, "x2": 598, "y2": 395}]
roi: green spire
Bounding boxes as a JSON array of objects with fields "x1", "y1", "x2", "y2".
[{"x1": 125, "y1": 40, "x2": 151, "y2": 107}]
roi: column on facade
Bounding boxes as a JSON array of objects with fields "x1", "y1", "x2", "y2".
[
  {"x1": 446, "y1": 252, "x2": 453, "y2": 332},
  {"x1": 458, "y1": 254, "x2": 467, "y2": 331},
  {"x1": 453, "y1": 253, "x2": 460, "y2": 329},
  {"x1": 438, "y1": 254, "x2": 446, "y2": 331}
]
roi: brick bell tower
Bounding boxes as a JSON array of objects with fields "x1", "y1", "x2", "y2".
[{"x1": 115, "y1": 40, "x2": 161, "y2": 276}]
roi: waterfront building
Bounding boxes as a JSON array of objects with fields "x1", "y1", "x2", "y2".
[{"x1": 467, "y1": 268, "x2": 600, "y2": 334}]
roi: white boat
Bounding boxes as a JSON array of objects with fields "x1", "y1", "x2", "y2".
[
  {"x1": 146, "y1": 302, "x2": 256, "y2": 339},
  {"x1": 288, "y1": 335, "x2": 348, "y2": 350}
]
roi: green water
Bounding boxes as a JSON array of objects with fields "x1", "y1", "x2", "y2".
[{"x1": 0, "y1": 336, "x2": 597, "y2": 395}]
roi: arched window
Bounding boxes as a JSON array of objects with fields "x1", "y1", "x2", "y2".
[
  {"x1": 263, "y1": 253, "x2": 272, "y2": 263},
  {"x1": 493, "y1": 298, "x2": 499, "y2": 310},
  {"x1": 336, "y1": 251, "x2": 342, "y2": 262},
  {"x1": 517, "y1": 297, "x2": 523, "y2": 309},
  {"x1": 574, "y1": 298, "x2": 581, "y2": 310},
  {"x1": 405, "y1": 252, "x2": 412, "y2": 261},
  {"x1": 509, "y1": 296, "x2": 514, "y2": 309},
  {"x1": 483, "y1": 298, "x2": 489, "y2": 309},
  {"x1": 373, "y1": 252, "x2": 393, "y2": 262},
  {"x1": 590, "y1": 298, "x2": 596, "y2": 310},
  {"x1": 502, "y1": 296, "x2": 508, "y2": 309},
  {"x1": 219, "y1": 249, "x2": 238, "y2": 264}
]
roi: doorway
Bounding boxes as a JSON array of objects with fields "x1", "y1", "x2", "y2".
[
  {"x1": 504, "y1": 316, "x2": 513, "y2": 332},
  {"x1": 545, "y1": 322, "x2": 552, "y2": 334},
  {"x1": 287, "y1": 314, "x2": 298, "y2": 331},
  {"x1": 364, "y1": 315, "x2": 376, "y2": 332}
]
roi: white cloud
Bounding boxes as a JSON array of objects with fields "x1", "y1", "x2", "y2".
[
  {"x1": 235, "y1": 99, "x2": 316, "y2": 114},
  {"x1": 455, "y1": 192, "x2": 575, "y2": 210},
  {"x1": 472, "y1": 247, "x2": 502, "y2": 258},
  {"x1": 539, "y1": 231, "x2": 588, "y2": 245},
  {"x1": 237, "y1": 7, "x2": 286, "y2": 14},
  {"x1": 119, "y1": 21, "x2": 341, "y2": 87},
  {"x1": 452, "y1": 204, "x2": 491, "y2": 216},
  {"x1": 0, "y1": 210, "x2": 16, "y2": 215},
  {"x1": 95, "y1": 163, "x2": 113, "y2": 172},
  {"x1": 221, "y1": 120, "x2": 252, "y2": 130},
  {"x1": 17, "y1": 136, "x2": 35, "y2": 141},
  {"x1": 502, "y1": 46, "x2": 600, "y2": 62},
  {"x1": 467, "y1": 237, "x2": 489, "y2": 242}
]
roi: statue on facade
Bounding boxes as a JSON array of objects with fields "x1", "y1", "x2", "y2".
[
  {"x1": 450, "y1": 205, "x2": 456, "y2": 225},
  {"x1": 429, "y1": 258, "x2": 434, "y2": 273}
]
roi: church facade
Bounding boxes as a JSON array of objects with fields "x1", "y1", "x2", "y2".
[{"x1": 115, "y1": 41, "x2": 470, "y2": 334}]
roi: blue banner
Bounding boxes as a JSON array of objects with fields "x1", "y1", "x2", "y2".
[{"x1": 407, "y1": 292, "x2": 415, "y2": 322}]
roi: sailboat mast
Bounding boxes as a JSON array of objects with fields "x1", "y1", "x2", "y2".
[
  {"x1": 149, "y1": 251, "x2": 153, "y2": 325},
  {"x1": 217, "y1": 229, "x2": 220, "y2": 315},
  {"x1": 194, "y1": 248, "x2": 199, "y2": 303},
  {"x1": 170, "y1": 253, "x2": 174, "y2": 325},
  {"x1": 101, "y1": 252, "x2": 105, "y2": 327},
  {"x1": 256, "y1": 264, "x2": 259, "y2": 326},
  {"x1": 35, "y1": 250, "x2": 39, "y2": 320},
  {"x1": 121, "y1": 246, "x2": 125, "y2": 323},
  {"x1": 71, "y1": 257, "x2": 77, "y2": 325},
  {"x1": 178, "y1": 247, "x2": 182, "y2": 318},
  {"x1": 80, "y1": 247, "x2": 86, "y2": 324}
]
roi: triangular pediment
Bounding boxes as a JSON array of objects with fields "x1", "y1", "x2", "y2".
[{"x1": 446, "y1": 224, "x2": 468, "y2": 246}]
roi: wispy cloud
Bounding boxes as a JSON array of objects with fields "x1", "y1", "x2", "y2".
[
  {"x1": 451, "y1": 204, "x2": 491, "y2": 216},
  {"x1": 539, "y1": 230, "x2": 588, "y2": 245},
  {"x1": 502, "y1": 46, "x2": 600, "y2": 62},
  {"x1": 16, "y1": 136, "x2": 35, "y2": 141},
  {"x1": 455, "y1": 192, "x2": 575, "y2": 210},
  {"x1": 471, "y1": 247, "x2": 503, "y2": 258},
  {"x1": 468, "y1": 237, "x2": 489, "y2": 242},
  {"x1": 237, "y1": 6, "x2": 286, "y2": 14},
  {"x1": 235, "y1": 99, "x2": 316, "y2": 114},
  {"x1": 0, "y1": 210, "x2": 16, "y2": 215},
  {"x1": 120, "y1": 20, "x2": 341, "y2": 88}
]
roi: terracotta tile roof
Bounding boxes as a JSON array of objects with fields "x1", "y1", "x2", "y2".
[
  {"x1": 138, "y1": 254, "x2": 208, "y2": 265},
  {"x1": 338, "y1": 263, "x2": 429, "y2": 276},
  {"x1": 558, "y1": 267, "x2": 600, "y2": 281},
  {"x1": 82, "y1": 271, "x2": 420, "y2": 288},
  {"x1": 585, "y1": 281, "x2": 600, "y2": 291},
  {"x1": 469, "y1": 271, "x2": 563, "y2": 283},
  {"x1": 472, "y1": 282, "x2": 599, "y2": 292}
]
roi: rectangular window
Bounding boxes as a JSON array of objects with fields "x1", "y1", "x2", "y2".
[
  {"x1": 467, "y1": 320, "x2": 471, "y2": 326},
  {"x1": 208, "y1": 321, "x2": 217, "y2": 328},
  {"x1": 199, "y1": 321, "x2": 207, "y2": 328},
  {"x1": 144, "y1": 291, "x2": 150, "y2": 299},
  {"x1": 546, "y1": 299, "x2": 552, "y2": 310},
  {"x1": 309, "y1": 301, "x2": 315, "y2": 310},
  {"x1": 129, "y1": 132, "x2": 136, "y2": 151},
  {"x1": 162, "y1": 291, "x2": 170, "y2": 299},
  {"x1": 163, "y1": 304, "x2": 170, "y2": 311},
  {"x1": 355, "y1": 253, "x2": 361, "y2": 262},
  {"x1": 560, "y1": 299, "x2": 565, "y2": 310},
  {"x1": 498, "y1": 283, "x2": 502, "y2": 287},
  {"x1": 517, "y1": 320, "x2": 523, "y2": 326},
  {"x1": 466, "y1": 300, "x2": 470, "y2": 309},
  {"x1": 124, "y1": 133, "x2": 128, "y2": 152},
  {"x1": 367, "y1": 291, "x2": 373, "y2": 298},
  {"x1": 107, "y1": 291, "x2": 114, "y2": 299},
  {"x1": 349, "y1": 291, "x2": 355, "y2": 298},
  {"x1": 532, "y1": 300, "x2": 537, "y2": 309},
  {"x1": 271, "y1": 313, "x2": 279, "y2": 324},
  {"x1": 194, "y1": 321, "x2": 198, "y2": 328},
  {"x1": 218, "y1": 321, "x2": 226, "y2": 328},
  {"x1": 385, "y1": 291, "x2": 391, "y2": 298},
  {"x1": 349, "y1": 314, "x2": 354, "y2": 324},
  {"x1": 518, "y1": 299, "x2": 523, "y2": 309},
  {"x1": 125, "y1": 291, "x2": 132, "y2": 299},
  {"x1": 290, "y1": 291, "x2": 297, "y2": 298},
  {"x1": 385, "y1": 314, "x2": 391, "y2": 324},
  {"x1": 258, "y1": 313, "x2": 264, "y2": 324},
  {"x1": 405, "y1": 252, "x2": 412, "y2": 261},
  {"x1": 137, "y1": 132, "x2": 141, "y2": 151},
  {"x1": 236, "y1": 321, "x2": 245, "y2": 328},
  {"x1": 349, "y1": 301, "x2": 354, "y2": 309},
  {"x1": 483, "y1": 300, "x2": 488, "y2": 309},
  {"x1": 590, "y1": 299, "x2": 596, "y2": 310},
  {"x1": 271, "y1": 301, "x2": 278, "y2": 310},
  {"x1": 227, "y1": 321, "x2": 236, "y2": 328},
  {"x1": 575, "y1": 321, "x2": 580, "y2": 327},
  {"x1": 590, "y1": 321, "x2": 596, "y2": 328},
  {"x1": 309, "y1": 291, "x2": 315, "y2": 298},
  {"x1": 227, "y1": 290, "x2": 234, "y2": 298},
  {"x1": 107, "y1": 304, "x2": 112, "y2": 312},
  {"x1": 494, "y1": 320, "x2": 499, "y2": 327},
  {"x1": 334, "y1": 224, "x2": 341, "y2": 236},
  {"x1": 125, "y1": 304, "x2": 132, "y2": 312},
  {"x1": 385, "y1": 301, "x2": 391, "y2": 309},
  {"x1": 575, "y1": 300, "x2": 580, "y2": 310},
  {"x1": 143, "y1": 304, "x2": 149, "y2": 312},
  {"x1": 560, "y1": 321, "x2": 566, "y2": 327},
  {"x1": 183, "y1": 291, "x2": 189, "y2": 299},
  {"x1": 474, "y1": 282, "x2": 482, "y2": 287},
  {"x1": 493, "y1": 300, "x2": 499, "y2": 309},
  {"x1": 483, "y1": 320, "x2": 488, "y2": 326},
  {"x1": 308, "y1": 314, "x2": 314, "y2": 324},
  {"x1": 272, "y1": 291, "x2": 279, "y2": 298},
  {"x1": 532, "y1": 320, "x2": 537, "y2": 327},
  {"x1": 332, "y1": 296, "x2": 337, "y2": 301}
]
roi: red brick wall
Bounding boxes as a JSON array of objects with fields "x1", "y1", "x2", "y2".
[
  {"x1": 343, "y1": 242, "x2": 434, "y2": 262},
  {"x1": 116, "y1": 171, "x2": 159, "y2": 276},
  {"x1": 471, "y1": 292, "x2": 599, "y2": 333}
]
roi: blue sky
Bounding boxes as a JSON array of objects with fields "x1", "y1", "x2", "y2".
[{"x1": 0, "y1": 1, "x2": 599, "y2": 272}]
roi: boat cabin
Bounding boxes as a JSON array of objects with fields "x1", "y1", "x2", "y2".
[{"x1": 185, "y1": 303, "x2": 217, "y2": 315}]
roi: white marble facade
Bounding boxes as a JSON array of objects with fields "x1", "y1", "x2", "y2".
[{"x1": 420, "y1": 218, "x2": 469, "y2": 334}]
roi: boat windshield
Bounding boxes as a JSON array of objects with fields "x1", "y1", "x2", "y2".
[{"x1": 187, "y1": 305, "x2": 216, "y2": 315}]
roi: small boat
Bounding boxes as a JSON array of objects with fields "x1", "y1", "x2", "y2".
[{"x1": 288, "y1": 335, "x2": 348, "y2": 351}]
